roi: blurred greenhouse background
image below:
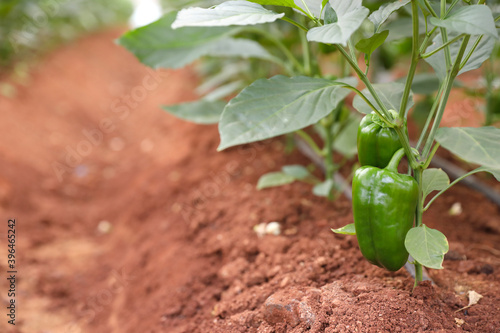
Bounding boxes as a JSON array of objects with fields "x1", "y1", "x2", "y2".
[{"x1": 0, "y1": 0, "x2": 135, "y2": 67}]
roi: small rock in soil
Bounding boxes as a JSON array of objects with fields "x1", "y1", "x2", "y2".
[
  {"x1": 264, "y1": 289, "x2": 304, "y2": 327},
  {"x1": 263, "y1": 288, "x2": 318, "y2": 328}
]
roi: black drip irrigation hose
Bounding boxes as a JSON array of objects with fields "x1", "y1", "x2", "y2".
[
  {"x1": 426, "y1": 151, "x2": 500, "y2": 208},
  {"x1": 294, "y1": 135, "x2": 433, "y2": 282}
]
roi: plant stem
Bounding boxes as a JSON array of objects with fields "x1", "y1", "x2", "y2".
[
  {"x1": 341, "y1": 85, "x2": 379, "y2": 114},
  {"x1": 336, "y1": 45, "x2": 391, "y2": 120},
  {"x1": 419, "y1": 27, "x2": 438, "y2": 54},
  {"x1": 300, "y1": 27, "x2": 312, "y2": 76},
  {"x1": 484, "y1": 43, "x2": 498, "y2": 125},
  {"x1": 460, "y1": 35, "x2": 483, "y2": 70},
  {"x1": 421, "y1": 36, "x2": 470, "y2": 158},
  {"x1": 400, "y1": 0, "x2": 420, "y2": 119},
  {"x1": 440, "y1": 0, "x2": 452, "y2": 68},
  {"x1": 416, "y1": 83, "x2": 445, "y2": 151},
  {"x1": 414, "y1": 263, "x2": 423, "y2": 288},
  {"x1": 421, "y1": 76, "x2": 453, "y2": 158},
  {"x1": 244, "y1": 27, "x2": 305, "y2": 75},
  {"x1": 347, "y1": 40, "x2": 357, "y2": 63},
  {"x1": 298, "y1": 0, "x2": 316, "y2": 21},
  {"x1": 422, "y1": 143, "x2": 440, "y2": 169},
  {"x1": 423, "y1": 0, "x2": 438, "y2": 17},
  {"x1": 296, "y1": 129, "x2": 323, "y2": 156},
  {"x1": 395, "y1": 126, "x2": 419, "y2": 169},
  {"x1": 337, "y1": 42, "x2": 418, "y2": 168},
  {"x1": 280, "y1": 17, "x2": 309, "y2": 32},
  {"x1": 413, "y1": 167, "x2": 424, "y2": 287},
  {"x1": 440, "y1": 27, "x2": 453, "y2": 69},
  {"x1": 420, "y1": 34, "x2": 466, "y2": 58},
  {"x1": 424, "y1": 167, "x2": 485, "y2": 211},
  {"x1": 445, "y1": 0, "x2": 461, "y2": 16},
  {"x1": 324, "y1": 121, "x2": 335, "y2": 201}
]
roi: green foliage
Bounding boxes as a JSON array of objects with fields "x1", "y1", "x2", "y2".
[
  {"x1": 307, "y1": 1, "x2": 369, "y2": 46},
  {"x1": 429, "y1": 6, "x2": 498, "y2": 39},
  {"x1": 0, "y1": 0, "x2": 133, "y2": 67},
  {"x1": 162, "y1": 100, "x2": 226, "y2": 124},
  {"x1": 355, "y1": 30, "x2": 389, "y2": 58},
  {"x1": 117, "y1": 13, "x2": 245, "y2": 69},
  {"x1": 171, "y1": 1, "x2": 284, "y2": 28},
  {"x1": 424, "y1": 33, "x2": 495, "y2": 80},
  {"x1": 257, "y1": 165, "x2": 315, "y2": 190},
  {"x1": 421, "y1": 168, "x2": 449, "y2": 201},
  {"x1": 352, "y1": 82, "x2": 414, "y2": 115},
  {"x1": 331, "y1": 223, "x2": 356, "y2": 235},
  {"x1": 405, "y1": 225, "x2": 449, "y2": 270},
  {"x1": 120, "y1": 0, "x2": 500, "y2": 283},
  {"x1": 313, "y1": 179, "x2": 336, "y2": 197},
  {"x1": 368, "y1": 0, "x2": 410, "y2": 33},
  {"x1": 257, "y1": 172, "x2": 296, "y2": 190},
  {"x1": 435, "y1": 127, "x2": 500, "y2": 169},
  {"x1": 217, "y1": 75, "x2": 356, "y2": 150}
]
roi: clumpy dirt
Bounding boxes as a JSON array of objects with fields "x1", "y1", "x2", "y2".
[{"x1": 0, "y1": 29, "x2": 499, "y2": 333}]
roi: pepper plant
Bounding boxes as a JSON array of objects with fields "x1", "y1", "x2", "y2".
[
  {"x1": 119, "y1": 0, "x2": 500, "y2": 287},
  {"x1": 119, "y1": 1, "x2": 362, "y2": 199}
]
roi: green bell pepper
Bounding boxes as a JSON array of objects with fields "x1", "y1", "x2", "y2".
[
  {"x1": 352, "y1": 148, "x2": 418, "y2": 271},
  {"x1": 357, "y1": 111, "x2": 402, "y2": 168}
]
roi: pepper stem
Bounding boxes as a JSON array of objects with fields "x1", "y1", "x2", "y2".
[{"x1": 385, "y1": 148, "x2": 406, "y2": 173}]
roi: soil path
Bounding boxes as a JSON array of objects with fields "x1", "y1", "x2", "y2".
[{"x1": 0, "y1": 29, "x2": 499, "y2": 333}]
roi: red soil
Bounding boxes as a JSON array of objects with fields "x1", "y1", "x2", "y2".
[{"x1": 0, "y1": 29, "x2": 499, "y2": 333}]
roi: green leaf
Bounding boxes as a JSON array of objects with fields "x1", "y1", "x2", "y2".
[
  {"x1": 352, "y1": 82, "x2": 414, "y2": 115},
  {"x1": 385, "y1": 16, "x2": 426, "y2": 42},
  {"x1": 313, "y1": 179, "x2": 336, "y2": 197},
  {"x1": 435, "y1": 127, "x2": 500, "y2": 169},
  {"x1": 171, "y1": 1, "x2": 284, "y2": 28},
  {"x1": 117, "y1": 12, "x2": 240, "y2": 69},
  {"x1": 355, "y1": 30, "x2": 389, "y2": 57},
  {"x1": 202, "y1": 37, "x2": 276, "y2": 61},
  {"x1": 429, "y1": 5, "x2": 498, "y2": 39},
  {"x1": 424, "y1": 33, "x2": 495, "y2": 80},
  {"x1": 307, "y1": 0, "x2": 369, "y2": 46},
  {"x1": 247, "y1": 0, "x2": 300, "y2": 11},
  {"x1": 323, "y1": 2, "x2": 337, "y2": 25},
  {"x1": 202, "y1": 81, "x2": 244, "y2": 101},
  {"x1": 422, "y1": 168, "x2": 450, "y2": 199},
  {"x1": 405, "y1": 225, "x2": 449, "y2": 269},
  {"x1": 331, "y1": 223, "x2": 356, "y2": 235},
  {"x1": 333, "y1": 114, "x2": 360, "y2": 157},
  {"x1": 368, "y1": 0, "x2": 410, "y2": 33},
  {"x1": 294, "y1": 0, "x2": 324, "y2": 18},
  {"x1": 257, "y1": 172, "x2": 295, "y2": 190},
  {"x1": 282, "y1": 165, "x2": 311, "y2": 180},
  {"x1": 408, "y1": 73, "x2": 440, "y2": 95},
  {"x1": 162, "y1": 100, "x2": 226, "y2": 124},
  {"x1": 416, "y1": 0, "x2": 435, "y2": 17},
  {"x1": 218, "y1": 75, "x2": 356, "y2": 150},
  {"x1": 197, "y1": 64, "x2": 245, "y2": 94},
  {"x1": 477, "y1": 167, "x2": 500, "y2": 182}
]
